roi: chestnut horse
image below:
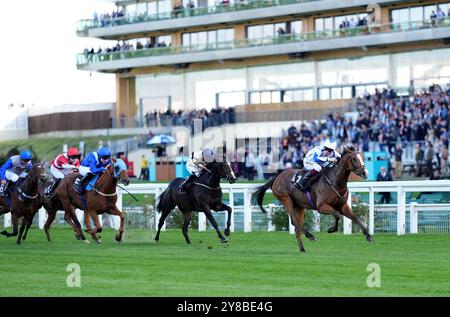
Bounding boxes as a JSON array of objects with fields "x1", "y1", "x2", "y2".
[
  {"x1": 39, "y1": 176, "x2": 87, "y2": 242},
  {"x1": 254, "y1": 144, "x2": 373, "y2": 253},
  {"x1": 0, "y1": 162, "x2": 47, "y2": 244},
  {"x1": 55, "y1": 158, "x2": 129, "y2": 243}
]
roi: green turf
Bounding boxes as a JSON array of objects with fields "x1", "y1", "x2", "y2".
[{"x1": 0, "y1": 228, "x2": 449, "y2": 297}]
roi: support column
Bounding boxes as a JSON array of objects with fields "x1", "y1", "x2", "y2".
[{"x1": 115, "y1": 76, "x2": 136, "y2": 128}]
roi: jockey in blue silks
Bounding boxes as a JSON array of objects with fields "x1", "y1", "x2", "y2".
[
  {"x1": 75, "y1": 147, "x2": 112, "y2": 193},
  {"x1": 0, "y1": 150, "x2": 33, "y2": 197},
  {"x1": 293, "y1": 138, "x2": 341, "y2": 192}
]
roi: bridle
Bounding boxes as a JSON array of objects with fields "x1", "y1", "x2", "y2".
[
  {"x1": 18, "y1": 164, "x2": 44, "y2": 201},
  {"x1": 93, "y1": 164, "x2": 117, "y2": 197}
]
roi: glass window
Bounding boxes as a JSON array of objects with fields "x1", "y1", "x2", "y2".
[
  {"x1": 218, "y1": 91, "x2": 246, "y2": 108},
  {"x1": 198, "y1": 31, "x2": 207, "y2": 45},
  {"x1": 324, "y1": 17, "x2": 333, "y2": 30},
  {"x1": 208, "y1": 30, "x2": 216, "y2": 44},
  {"x1": 319, "y1": 88, "x2": 330, "y2": 100},
  {"x1": 148, "y1": 2, "x2": 157, "y2": 15},
  {"x1": 260, "y1": 92, "x2": 272, "y2": 103},
  {"x1": 250, "y1": 92, "x2": 260, "y2": 104},
  {"x1": 331, "y1": 87, "x2": 342, "y2": 99},
  {"x1": 290, "y1": 21, "x2": 302, "y2": 34},
  {"x1": 410, "y1": 6, "x2": 423, "y2": 21},
  {"x1": 424, "y1": 5, "x2": 436, "y2": 20},
  {"x1": 158, "y1": 0, "x2": 171, "y2": 13},
  {"x1": 315, "y1": 18, "x2": 323, "y2": 32},
  {"x1": 342, "y1": 87, "x2": 352, "y2": 99},
  {"x1": 158, "y1": 35, "x2": 171, "y2": 45},
  {"x1": 262, "y1": 24, "x2": 274, "y2": 37},
  {"x1": 271, "y1": 91, "x2": 281, "y2": 103},
  {"x1": 182, "y1": 33, "x2": 190, "y2": 45}
]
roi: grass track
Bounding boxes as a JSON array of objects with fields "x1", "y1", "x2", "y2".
[{"x1": 0, "y1": 228, "x2": 449, "y2": 296}]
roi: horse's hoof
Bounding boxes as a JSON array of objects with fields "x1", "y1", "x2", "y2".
[
  {"x1": 327, "y1": 227, "x2": 338, "y2": 233},
  {"x1": 75, "y1": 235, "x2": 81, "y2": 241},
  {"x1": 0, "y1": 230, "x2": 7, "y2": 236},
  {"x1": 115, "y1": 234, "x2": 122, "y2": 242},
  {"x1": 84, "y1": 240, "x2": 90, "y2": 244},
  {"x1": 308, "y1": 236, "x2": 317, "y2": 241},
  {"x1": 300, "y1": 248, "x2": 306, "y2": 252},
  {"x1": 224, "y1": 228, "x2": 230, "y2": 236},
  {"x1": 96, "y1": 239, "x2": 102, "y2": 244},
  {"x1": 220, "y1": 239, "x2": 228, "y2": 244},
  {"x1": 16, "y1": 240, "x2": 22, "y2": 245},
  {"x1": 366, "y1": 235, "x2": 374, "y2": 243}
]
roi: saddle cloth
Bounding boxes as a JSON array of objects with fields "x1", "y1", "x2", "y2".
[{"x1": 73, "y1": 174, "x2": 99, "y2": 192}]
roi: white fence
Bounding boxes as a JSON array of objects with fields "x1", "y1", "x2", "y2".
[{"x1": 2, "y1": 180, "x2": 450, "y2": 235}]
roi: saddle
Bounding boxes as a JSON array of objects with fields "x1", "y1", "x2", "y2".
[{"x1": 72, "y1": 174, "x2": 99, "y2": 193}]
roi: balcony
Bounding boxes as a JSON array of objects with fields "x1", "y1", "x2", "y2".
[
  {"x1": 77, "y1": 0, "x2": 409, "y2": 38},
  {"x1": 77, "y1": 17, "x2": 450, "y2": 72}
]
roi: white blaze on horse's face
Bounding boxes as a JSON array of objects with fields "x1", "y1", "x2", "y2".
[{"x1": 356, "y1": 153, "x2": 369, "y2": 179}]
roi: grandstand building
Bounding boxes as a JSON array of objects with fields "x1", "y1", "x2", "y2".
[{"x1": 76, "y1": 0, "x2": 450, "y2": 127}]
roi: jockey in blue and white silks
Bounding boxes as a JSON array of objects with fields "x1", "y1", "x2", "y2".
[
  {"x1": 74, "y1": 147, "x2": 112, "y2": 193},
  {"x1": 0, "y1": 150, "x2": 33, "y2": 196},
  {"x1": 293, "y1": 138, "x2": 341, "y2": 192}
]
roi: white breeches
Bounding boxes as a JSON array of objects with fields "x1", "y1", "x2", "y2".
[
  {"x1": 303, "y1": 160, "x2": 323, "y2": 172},
  {"x1": 50, "y1": 165, "x2": 66, "y2": 179},
  {"x1": 77, "y1": 166, "x2": 91, "y2": 177},
  {"x1": 5, "y1": 170, "x2": 27, "y2": 182}
]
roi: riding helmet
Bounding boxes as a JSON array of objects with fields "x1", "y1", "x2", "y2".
[{"x1": 20, "y1": 150, "x2": 33, "y2": 160}]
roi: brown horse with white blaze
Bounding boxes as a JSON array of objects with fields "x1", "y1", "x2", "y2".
[
  {"x1": 55, "y1": 158, "x2": 129, "y2": 243},
  {"x1": 253, "y1": 144, "x2": 373, "y2": 253}
]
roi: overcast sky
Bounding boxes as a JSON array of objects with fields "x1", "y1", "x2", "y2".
[{"x1": 0, "y1": 0, "x2": 117, "y2": 109}]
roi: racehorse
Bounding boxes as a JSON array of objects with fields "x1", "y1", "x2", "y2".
[
  {"x1": 39, "y1": 176, "x2": 87, "y2": 242},
  {"x1": 0, "y1": 162, "x2": 47, "y2": 245},
  {"x1": 253, "y1": 144, "x2": 372, "y2": 253},
  {"x1": 155, "y1": 159, "x2": 237, "y2": 244},
  {"x1": 55, "y1": 158, "x2": 129, "y2": 243}
]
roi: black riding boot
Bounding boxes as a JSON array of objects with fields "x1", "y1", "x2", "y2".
[
  {"x1": 293, "y1": 170, "x2": 315, "y2": 193},
  {"x1": 45, "y1": 179, "x2": 61, "y2": 198},
  {"x1": 0, "y1": 181, "x2": 10, "y2": 197},
  {"x1": 178, "y1": 174, "x2": 196, "y2": 193},
  {"x1": 76, "y1": 173, "x2": 95, "y2": 193}
]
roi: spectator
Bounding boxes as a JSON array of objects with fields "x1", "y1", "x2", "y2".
[
  {"x1": 415, "y1": 143, "x2": 424, "y2": 176},
  {"x1": 139, "y1": 155, "x2": 149, "y2": 180},
  {"x1": 440, "y1": 144, "x2": 449, "y2": 176},
  {"x1": 120, "y1": 112, "x2": 126, "y2": 128},
  {"x1": 425, "y1": 141, "x2": 434, "y2": 178},
  {"x1": 376, "y1": 166, "x2": 393, "y2": 203},
  {"x1": 430, "y1": 169, "x2": 441, "y2": 180},
  {"x1": 117, "y1": 152, "x2": 130, "y2": 169},
  {"x1": 244, "y1": 150, "x2": 256, "y2": 180},
  {"x1": 394, "y1": 144, "x2": 403, "y2": 178}
]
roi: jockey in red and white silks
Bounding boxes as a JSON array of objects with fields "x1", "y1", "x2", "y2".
[{"x1": 50, "y1": 147, "x2": 81, "y2": 180}]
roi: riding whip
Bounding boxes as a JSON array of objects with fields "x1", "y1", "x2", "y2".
[{"x1": 117, "y1": 184, "x2": 139, "y2": 202}]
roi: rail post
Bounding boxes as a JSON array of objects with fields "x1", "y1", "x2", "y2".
[
  {"x1": 410, "y1": 202, "x2": 418, "y2": 234},
  {"x1": 397, "y1": 186, "x2": 406, "y2": 235}
]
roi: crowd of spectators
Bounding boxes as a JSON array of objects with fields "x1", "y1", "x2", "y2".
[
  {"x1": 83, "y1": 38, "x2": 170, "y2": 58},
  {"x1": 144, "y1": 107, "x2": 235, "y2": 131},
  {"x1": 277, "y1": 84, "x2": 450, "y2": 179}
]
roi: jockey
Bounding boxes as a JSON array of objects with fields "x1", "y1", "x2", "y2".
[
  {"x1": 178, "y1": 148, "x2": 215, "y2": 193},
  {"x1": 45, "y1": 147, "x2": 81, "y2": 197},
  {"x1": 293, "y1": 138, "x2": 341, "y2": 192},
  {"x1": 74, "y1": 147, "x2": 111, "y2": 193},
  {"x1": 0, "y1": 150, "x2": 33, "y2": 197}
]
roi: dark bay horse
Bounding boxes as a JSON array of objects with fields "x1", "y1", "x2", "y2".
[
  {"x1": 253, "y1": 145, "x2": 372, "y2": 253},
  {"x1": 155, "y1": 160, "x2": 237, "y2": 244},
  {"x1": 55, "y1": 158, "x2": 129, "y2": 243},
  {"x1": 0, "y1": 162, "x2": 47, "y2": 244}
]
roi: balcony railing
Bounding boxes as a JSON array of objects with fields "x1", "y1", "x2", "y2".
[
  {"x1": 76, "y1": 17, "x2": 450, "y2": 67},
  {"x1": 76, "y1": 0, "x2": 317, "y2": 34}
]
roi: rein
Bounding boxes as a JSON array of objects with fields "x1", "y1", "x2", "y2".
[{"x1": 192, "y1": 182, "x2": 221, "y2": 191}]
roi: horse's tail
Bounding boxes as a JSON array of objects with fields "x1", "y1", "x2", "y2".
[
  {"x1": 252, "y1": 177, "x2": 277, "y2": 213},
  {"x1": 156, "y1": 185, "x2": 176, "y2": 214}
]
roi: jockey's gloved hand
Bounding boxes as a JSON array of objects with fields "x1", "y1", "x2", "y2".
[
  {"x1": 327, "y1": 157, "x2": 337, "y2": 163},
  {"x1": 0, "y1": 180, "x2": 6, "y2": 185}
]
